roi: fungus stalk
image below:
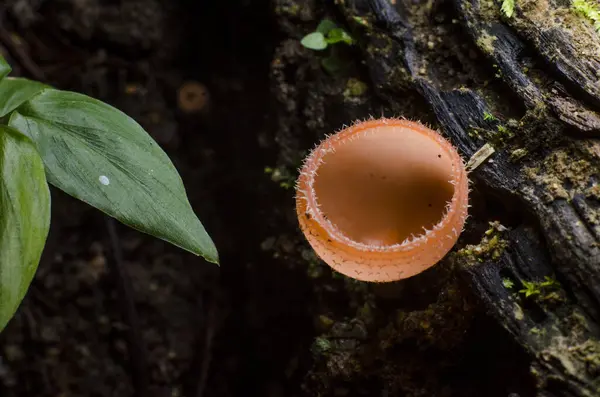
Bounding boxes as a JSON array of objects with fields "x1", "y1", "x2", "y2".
[{"x1": 296, "y1": 118, "x2": 469, "y2": 282}]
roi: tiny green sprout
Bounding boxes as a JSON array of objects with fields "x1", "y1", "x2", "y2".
[
  {"x1": 496, "y1": 124, "x2": 515, "y2": 141},
  {"x1": 540, "y1": 275, "x2": 560, "y2": 289},
  {"x1": 519, "y1": 280, "x2": 541, "y2": 297},
  {"x1": 468, "y1": 128, "x2": 481, "y2": 138},
  {"x1": 519, "y1": 276, "x2": 560, "y2": 299},
  {"x1": 300, "y1": 19, "x2": 354, "y2": 51},
  {"x1": 352, "y1": 16, "x2": 369, "y2": 27},
  {"x1": 483, "y1": 112, "x2": 496, "y2": 121},
  {"x1": 301, "y1": 32, "x2": 328, "y2": 51},
  {"x1": 326, "y1": 28, "x2": 354, "y2": 46},
  {"x1": 572, "y1": 0, "x2": 600, "y2": 32},
  {"x1": 344, "y1": 78, "x2": 368, "y2": 97},
  {"x1": 502, "y1": 278, "x2": 515, "y2": 289},
  {"x1": 280, "y1": 181, "x2": 294, "y2": 190},
  {"x1": 312, "y1": 337, "x2": 332, "y2": 354},
  {"x1": 530, "y1": 327, "x2": 546, "y2": 336},
  {"x1": 456, "y1": 221, "x2": 507, "y2": 262},
  {"x1": 316, "y1": 19, "x2": 337, "y2": 35},
  {"x1": 501, "y1": 0, "x2": 515, "y2": 18}
]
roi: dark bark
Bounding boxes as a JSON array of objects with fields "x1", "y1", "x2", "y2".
[{"x1": 272, "y1": 0, "x2": 600, "y2": 395}]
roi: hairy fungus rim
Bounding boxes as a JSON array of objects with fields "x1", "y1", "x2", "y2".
[{"x1": 296, "y1": 117, "x2": 467, "y2": 253}]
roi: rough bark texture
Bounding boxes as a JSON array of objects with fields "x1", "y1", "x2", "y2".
[
  {"x1": 271, "y1": 0, "x2": 600, "y2": 396},
  {"x1": 1, "y1": 0, "x2": 599, "y2": 396}
]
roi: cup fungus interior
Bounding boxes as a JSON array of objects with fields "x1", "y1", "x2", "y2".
[{"x1": 313, "y1": 125, "x2": 455, "y2": 247}]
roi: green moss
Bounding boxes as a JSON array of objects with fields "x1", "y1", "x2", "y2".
[
  {"x1": 264, "y1": 164, "x2": 297, "y2": 190},
  {"x1": 476, "y1": 31, "x2": 497, "y2": 54},
  {"x1": 537, "y1": 320, "x2": 600, "y2": 386},
  {"x1": 513, "y1": 303, "x2": 524, "y2": 320},
  {"x1": 496, "y1": 124, "x2": 510, "y2": 136},
  {"x1": 502, "y1": 278, "x2": 515, "y2": 289},
  {"x1": 317, "y1": 315, "x2": 335, "y2": 330},
  {"x1": 518, "y1": 276, "x2": 564, "y2": 304},
  {"x1": 524, "y1": 148, "x2": 595, "y2": 202},
  {"x1": 510, "y1": 148, "x2": 528, "y2": 162},
  {"x1": 572, "y1": 0, "x2": 600, "y2": 33},
  {"x1": 274, "y1": 3, "x2": 301, "y2": 17},
  {"x1": 343, "y1": 78, "x2": 368, "y2": 97},
  {"x1": 478, "y1": 0, "x2": 502, "y2": 22},
  {"x1": 468, "y1": 128, "x2": 482, "y2": 139},
  {"x1": 585, "y1": 184, "x2": 600, "y2": 200},
  {"x1": 483, "y1": 111, "x2": 496, "y2": 121},
  {"x1": 530, "y1": 327, "x2": 546, "y2": 336},
  {"x1": 573, "y1": 339, "x2": 600, "y2": 374},
  {"x1": 468, "y1": 121, "x2": 515, "y2": 148},
  {"x1": 457, "y1": 221, "x2": 508, "y2": 263},
  {"x1": 312, "y1": 337, "x2": 332, "y2": 354}
]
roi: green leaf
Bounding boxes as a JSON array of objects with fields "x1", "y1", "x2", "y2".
[
  {"x1": 501, "y1": 0, "x2": 515, "y2": 18},
  {"x1": 483, "y1": 112, "x2": 496, "y2": 121},
  {"x1": 316, "y1": 19, "x2": 337, "y2": 35},
  {"x1": 300, "y1": 32, "x2": 328, "y2": 50},
  {"x1": 325, "y1": 28, "x2": 354, "y2": 45},
  {"x1": 0, "y1": 55, "x2": 11, "y2": 81},
  {"x1": 9, "y1": 89, "x2": 218, "y2": 263},
  {"x1": 502, "y1": 278, "x2": 514, "y2": 289},
  {"x1": 0, "y1": 126, "x2": 50, "y2": 332},
  {"x1": 0, "y1": 77, "x2": 48, "y2": 118}
]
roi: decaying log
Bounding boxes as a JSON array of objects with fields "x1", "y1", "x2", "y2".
[{"x1": 271, "y1": 0, "x2": 600, "y2": 395}]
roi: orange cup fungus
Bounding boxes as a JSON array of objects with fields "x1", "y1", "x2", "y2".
[{"x1": 295, "y1": 118, "x2": 469, "y2": 282}]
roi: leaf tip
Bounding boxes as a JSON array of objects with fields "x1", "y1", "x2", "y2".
[
  {"x1": 189, "y1": 237, "x2": 219, "y2": 265},
  {"x1": 200, "y1": 245, "x2": 220, "y2": 266},
  {"x1": 206, "y1": 255, "x2": 220, "y2": 266}
]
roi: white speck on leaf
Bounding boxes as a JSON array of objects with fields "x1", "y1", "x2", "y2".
[{"x1": 99, "y1": 175, "x2": 110, "y2": 186}]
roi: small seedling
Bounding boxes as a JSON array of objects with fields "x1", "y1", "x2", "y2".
[
  {"x1": 539, "y1": 275, "x2": 560, "y2": 289},
  {"x1": 502, "y1": 278, "x2": 515, "y2": 289},
  {"x1": 311, "y1": 336, "x2": 332, "y2": 354},
  {"x1": 300, "y1": 19, "x2": 354, "y2": 51},
  {"x1": 300, "y1": 19, "x2": 355, "y2": 74},
  {"x1": 519, "y1": 280, "x2": 541, "y2": 297},
  {"x1": 483, "y1": 112, "x2": 496, "y2": 121},
  {"x1": 352, "y1": 16, "x2": 369, "y2": 27},
  {"x1": 519, "y1": 276, "x2": 560, "y2": 298},
  {"x1": 501, "y1": 0, "x2": 515, "y2": 18}
]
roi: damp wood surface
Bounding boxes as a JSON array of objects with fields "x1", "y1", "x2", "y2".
[
  {"x1": 272, "y1": 0, "x2": 600, "y2": 396},
  {"x1": 0, "y1": 0, "x2": 599, "y2": 397}
]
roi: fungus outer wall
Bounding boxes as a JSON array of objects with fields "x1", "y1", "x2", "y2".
[{"x1": 296, "y1": 118, "x2": 469, "y2": 282}]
